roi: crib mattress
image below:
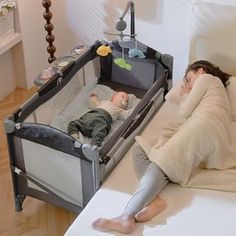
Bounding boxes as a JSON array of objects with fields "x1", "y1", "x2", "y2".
[
  {"x1": 50, "y1": 80, "x2": 140, "y2": 144},
  {"x1": 65, "y1": 101, "x2": 236, "y2": 236}
]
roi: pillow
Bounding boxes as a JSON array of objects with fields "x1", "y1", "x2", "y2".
[{"x1": 227, "y1": 77, "x2": 236, "y2": 121}]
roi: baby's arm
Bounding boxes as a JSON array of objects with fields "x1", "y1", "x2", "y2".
[
  {"x1": 118, "y1": 108, "x2": 134, "y2": 120},
  {"x1": 89, "y1": 93, "x2": 101, "y2": 108}
]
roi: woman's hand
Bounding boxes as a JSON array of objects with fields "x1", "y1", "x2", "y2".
[{"x1": 180, "y1": 81, "x2": 191, "y2": 95}]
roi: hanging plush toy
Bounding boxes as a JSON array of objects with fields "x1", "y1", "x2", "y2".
[
  {"x1": 128, "y1": 39, "x2": 145, "y2": 58},
  {"x1": 96, "y1": 38, "x2": 132, "y2": 71},
  {"x1": 113, "y1": 32, "x2": 132, "y2": 71},
  {"x1": 114, "y1": 58, "x2": 132, "y2": 71},
  {"x1": 96, "y1": 45, "x2": 112, "y2": 57}
]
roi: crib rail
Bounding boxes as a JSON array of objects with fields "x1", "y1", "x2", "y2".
[{"x1": 11, "y1": 42, "x2": 101, "y2": 123}]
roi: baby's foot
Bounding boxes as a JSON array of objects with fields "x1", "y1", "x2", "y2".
[
  {"x1": 92, "y1": 214, "x2": 136, "y2": 234},
  {"x1": 71, "y1": 133, "x2": 79, "y2": 140},
  {"x1": 135, "y1": 197, "x2": 166, "y2": 222}
]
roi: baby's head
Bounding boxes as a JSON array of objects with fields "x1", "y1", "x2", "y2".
[{"x1": 111, "y1": 91, "x2": 129, "y2": 109}]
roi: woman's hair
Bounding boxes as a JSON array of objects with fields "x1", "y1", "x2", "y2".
[{"x1": 185, "y1": 60, "x2": 231, "y2": 87}]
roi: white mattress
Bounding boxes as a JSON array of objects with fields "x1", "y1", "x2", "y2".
[{"x1": 65, "y1": 101, "x2": 236, "y2": 236}]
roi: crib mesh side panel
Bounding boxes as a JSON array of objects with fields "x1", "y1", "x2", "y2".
[
  {"x1": 111, "y1": 50, "x2": 156, "y2": 90},
  {"x1": 25, "y1": 62, "x2": 98, "y2": 125},
  {"x1": 21, "y1": 139, "x2": 84, "y2": 206},
  {"x1": 98, "y1": 41, "x2": 167, "y2": 98}
]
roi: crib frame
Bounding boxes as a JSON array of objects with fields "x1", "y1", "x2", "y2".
[{"x1": 4, "y1": 41, "x2": 173, "y2": 213}]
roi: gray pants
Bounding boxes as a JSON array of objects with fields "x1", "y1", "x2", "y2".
[{"x1": 124, "y1": 144, "x2": 169, "y2": 216}]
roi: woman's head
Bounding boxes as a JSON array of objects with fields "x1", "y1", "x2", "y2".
[{"x1": 184, "y1": 60, "x2": 231, "y2": 88}]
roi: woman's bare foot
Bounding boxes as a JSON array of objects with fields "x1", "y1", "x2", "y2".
[
  {"x1": 92, "y1": 214, "x2": 136, "y2": 234},
  {"x1": 135, "y1": 196, "x2": 166, "y2": 222}
]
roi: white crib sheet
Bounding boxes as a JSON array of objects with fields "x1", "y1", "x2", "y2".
[
  {"x1": 51, "y1": 81, "x2": 140, "y2": 144},
  {"x1": 65, "y1": 101, "x2": 236, "y2": 236}
]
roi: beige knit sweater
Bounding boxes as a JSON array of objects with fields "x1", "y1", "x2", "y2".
[{"x1": 136, "y1": 74, "x2": 236, "y2": 192}]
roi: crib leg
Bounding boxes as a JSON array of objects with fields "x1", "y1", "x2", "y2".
[{"x1": 15, "y1": 194, "x2": 26, "y2": 212}]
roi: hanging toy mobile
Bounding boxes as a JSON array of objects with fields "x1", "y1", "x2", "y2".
[{"x1": 96, "y1": 1, "x2": 145, "y2": 71}]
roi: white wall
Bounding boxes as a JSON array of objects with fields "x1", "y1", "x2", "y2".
[
  {"x1": 16, "y1": 0, "x2": 50, "y2": 88},
  {"x1": 1, "y1": 0, "x2": 236, "y2": 100},
  {"x1": 18, "y1": 0, "x2": 232, "y2": 87},
  {"x1": 57, "y1": 0, "x2": 236, "y2": 84},
  {"x1": 0, "y1": 50, "x2": 16, "y2": 98},
  {"x1": 15, "y1": 0, "x2": 84, "y2": 88}
]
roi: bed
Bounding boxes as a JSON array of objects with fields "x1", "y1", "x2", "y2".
[{"x1": 65, "y1": 1, "x2": 236, "y2": 235}]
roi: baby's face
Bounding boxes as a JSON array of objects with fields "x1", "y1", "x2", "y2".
[{"x1": 112, "y1": 92, "x2": 129, "y2": 109}]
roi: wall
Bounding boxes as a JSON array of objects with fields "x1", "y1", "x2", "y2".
[
  {"x1": 13, "y1": 0, "x2": 85, "y2": 86},
  {"x1": 0, "y1": 0, "x2": 84, "y2": 99},
  {"x1": 136, "y1": 0, "x2": 236, "y2": 82},
  {"x1": 0, "y1": 50, "x2": 16, "y2": 98},
  {"x1": 59, "y1": 0, "x2": 236, "y2": 84},
  {"x1": 0, "y1": 0, "x2": 48, "y2": 99},
  {"x1": 1, "y1": 0, "x2": 236, "y2": 100},
  {"x1": 0, "y1": 6, "x2": 20, "y2": 99}
]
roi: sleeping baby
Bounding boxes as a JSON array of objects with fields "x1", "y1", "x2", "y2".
[{"x1": 67, "y1": 91, "x2": 133, "y2": 147}]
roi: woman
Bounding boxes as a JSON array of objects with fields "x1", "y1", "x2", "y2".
[{"x1": 92, "y1": 60, "x2": 234, "y2": 234}]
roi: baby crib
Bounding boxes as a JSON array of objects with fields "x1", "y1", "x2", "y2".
[{"x1": 4, "y1": 39, "x2": 173, "y2": 213}]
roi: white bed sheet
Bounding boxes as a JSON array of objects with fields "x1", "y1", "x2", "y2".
[{"x1": 65, "y1": 101, "x2": 236, "y2": 236}]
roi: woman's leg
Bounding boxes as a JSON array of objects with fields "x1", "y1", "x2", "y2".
[
  {"x1": 92, "y1": 144, "x2": 169, "y2": 233},
  {"x1": 129, "y1": 144, "x2": 168, "y2": 222},
  {"x1": 124, "y1": 145, "x2": 169, "y2": 219},
  {"x1": 132, "y1": 144, "x2": 152, "y2": 179}
]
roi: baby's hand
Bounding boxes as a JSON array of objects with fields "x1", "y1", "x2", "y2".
[
  {"x1": 90, "y1": 93, "x2": 98, "y2": 97},
  {"x1": 89, "y1": 93, "x2": 100, "y2": 108}
]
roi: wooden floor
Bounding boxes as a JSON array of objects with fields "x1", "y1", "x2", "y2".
[{"x1": 0, "y1": 88, "x2": 77, "y2": 236}]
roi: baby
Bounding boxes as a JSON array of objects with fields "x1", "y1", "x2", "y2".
[{"x1": 67, "y1": 91, "x2": 133, "y2": 147}]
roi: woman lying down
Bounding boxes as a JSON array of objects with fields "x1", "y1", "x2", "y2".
[{"x1": 92, "y1": 60, "x2": 236, "y2": 234}]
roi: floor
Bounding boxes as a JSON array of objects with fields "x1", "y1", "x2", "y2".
[{"x1": 0, "y1": 88, "x2": 77, "y2": 236}]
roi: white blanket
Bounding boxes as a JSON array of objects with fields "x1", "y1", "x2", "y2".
[
  {"x1": 65, "y1": 99, "x2": 236, "y2": 236},
  {"x1": 136, "y1": 74, "x2": 236, "y2": 192}
]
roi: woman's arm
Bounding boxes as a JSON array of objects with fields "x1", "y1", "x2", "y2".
[
  {"x1": 178, "y1": 74, "x2": 212, "y2": 118},
  {"x1": 165, "y1": 81, "x2": 184, "y2": 103},
  {"x1": 118, "y1": 108, "x2": 134, "y2": 120}
]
